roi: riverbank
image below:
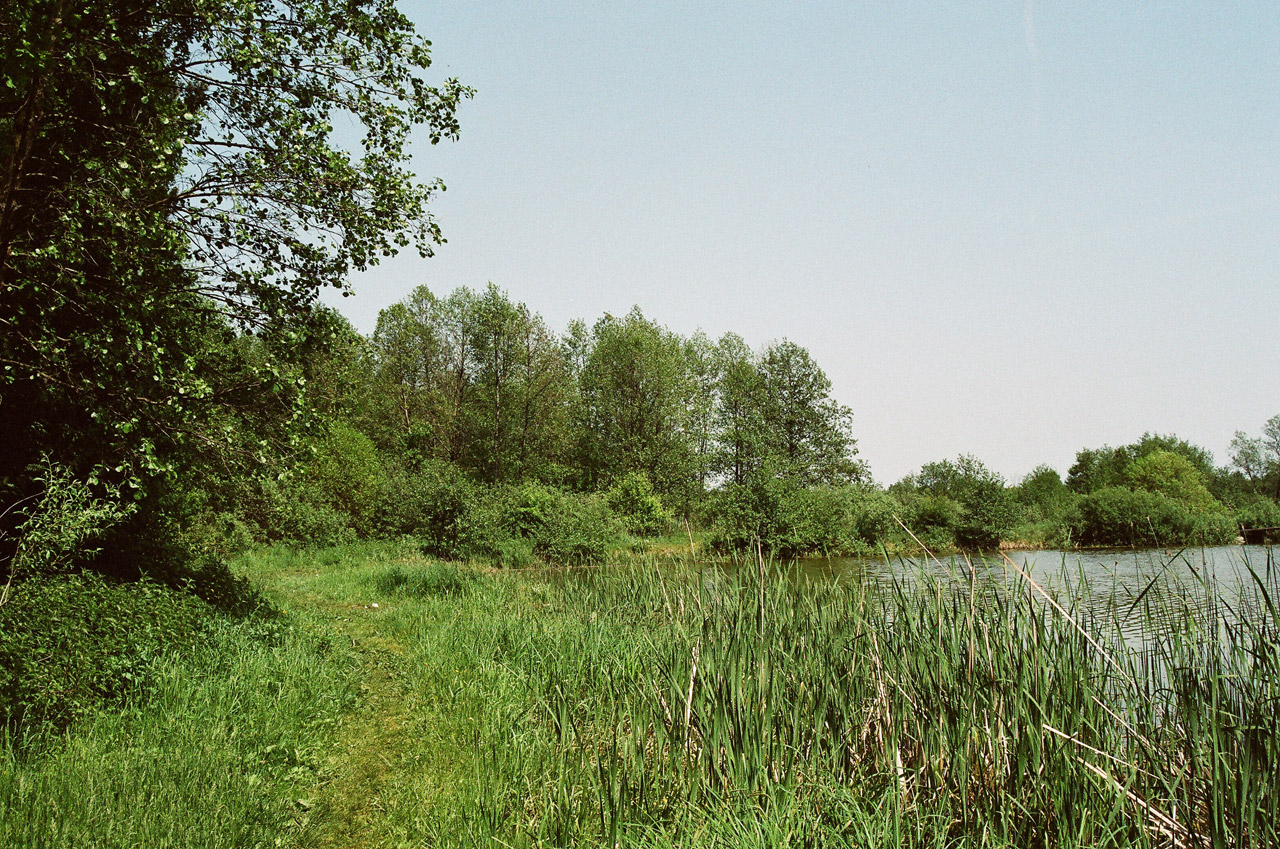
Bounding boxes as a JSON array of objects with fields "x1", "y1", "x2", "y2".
[{"x1": 3, "y1": 541, "x2": 1276, "y2": 847}]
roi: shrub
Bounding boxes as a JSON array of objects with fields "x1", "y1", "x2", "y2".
[
  {"x1": 706, "y1": 477, "x2": 872, "y2": 558},
  {"x1": 605, "y1": 472, "x2": 672, "y2": 537},
  {"x1": 1070, "y1": 486, "x2": 1236, "y2": 547},
  {"x1": 5, "y1": 461, "x2": 134, "y2": 580},
  {"x1": 303, "y1": 423, "x2": 388, "y2": 536},
  {"x1": 1015, "y1": 465, "x2": 1074, "y2": 523},
  {"x1": 906, "y1": 456, "x2": 1019, "y2": 550},
  {"x1": 534, "y1": 492, "x2": 618, "y2": 566},
  {"x1": 1125, "y1": 450, "x2": 1221, "y2": 513},
  {"x1": 0, "y1": 574, "x2": 212, "y2": 732},
  {"x1": 261, "y1": 478, "x2": 357, "y2": 548},
  {"x1": 501, "y1": 482, "x2": 561, "y2": 540},
  {"x1": 895, "y1": 493, "x2": 962, "y2": 552},
  {"x1": 847, "y1": 487, "x2": 899, "y2": 547},
  {"x1": 179, "y1": 510, "x2": 260, "y2": 561},
  {"x1": 705, "y1": 472, "x2": 799, "y2": 555},
  {"x1": 374, "y1": 460, "x2": 479, "y2": 559}
]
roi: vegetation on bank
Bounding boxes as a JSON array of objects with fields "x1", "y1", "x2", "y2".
[{"x1": 3, "y1": 542, "x2": 1276, "y2": 847}]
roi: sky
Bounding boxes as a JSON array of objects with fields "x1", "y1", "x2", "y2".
[{"x1": 323, "y1": 1, "x2": 1280, "y2": 485}]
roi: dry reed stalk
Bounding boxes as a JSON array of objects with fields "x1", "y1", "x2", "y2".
[
  {"x1": 655, "y1": 567, "x2": 674, "y2": 620},
  {"x1": 683, "y1": 638, "x2": 700, "y2": 748},
  {"x1": 1076, "y1": 757, "x2": 1196, "y2": 849},
  {"x1": 998, "y1": 551, "x2": 1135, "y2": 688},
  {"x1": 1042, "y1": 723, "x2": 1159, "y2": 782}
]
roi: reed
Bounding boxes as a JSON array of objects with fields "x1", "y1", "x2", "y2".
[{"x1": 450, "y1": 549, "x2": 1278, "y2": 846}]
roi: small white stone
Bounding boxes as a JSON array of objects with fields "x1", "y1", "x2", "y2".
[{"x1": 371, "y1": 603, "x2": 379, "y2": 608}]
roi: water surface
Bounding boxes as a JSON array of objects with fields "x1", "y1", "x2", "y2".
[{"x1": 796, "y1": 545, "x2": 1277, "y2": 645}]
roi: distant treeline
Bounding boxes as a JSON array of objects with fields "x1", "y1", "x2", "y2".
[
  {"x1": 180, "y1": 283, "x2": 1280, "y2": 564},
  {"x1": 4, "y1": 276, "x2": 1279, "y2": 578}
]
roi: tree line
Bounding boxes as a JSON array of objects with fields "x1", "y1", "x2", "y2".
[
  {"x1": 203, "y1": 283, "x2": 864, "y2": 565},
  {"x1": 183, "y1": 281, "x2": 1280, "y2": 564},
  {"x1": 3, "y1": 0, "x2": 1279, "y2": 585}
]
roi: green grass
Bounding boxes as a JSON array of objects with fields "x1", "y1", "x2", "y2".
[
  {"x1": 2, "y1": 541, "x2": 1276, "y2": 847},
  {"x1": 0, "y1": 612, "x2": 356, "y2": 848}
]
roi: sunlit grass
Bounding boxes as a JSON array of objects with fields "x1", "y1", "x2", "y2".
[
  {"x1": 0, "y1": 614, "x2": 356, "y2": 848},
  {"x1": 4, "y1": 540, "x2": 1275, "y2": 847}
]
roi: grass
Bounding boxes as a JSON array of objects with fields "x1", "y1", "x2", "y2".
[
  {"x1": 0, "y1": 612, "x2": 356, "y2": 848},
  {"x1": 2, "y1": 540, "x2": 1276, "y2": 847}
]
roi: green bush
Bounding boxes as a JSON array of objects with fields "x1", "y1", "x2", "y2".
[
  {"x1": 707, "y1": 477, "x2": 873, "y2": 557},
  {"x1": 463, "y1": 493, "x2": 535, "y2": 568},
  {"x1": 262, "y1": 478, "x2": 357, "y2": 548},
  {"x1": 374, "y1": 460, "x2": 479, "y2": 559},
  {"x1": 1069, "y1": 486, "x2": 1236, "y2": 547},
  {"x1": 895, "y1": 493, "x2": 962, "y2": 552},
  {"x1": 1015, "y1": 465, "x2": 1073, "y2": 523},
  {"x1": 605, "y1": 472, "x2": 672, "y2": 537},
  {"x1": 1125, "y1": 450, "x2": 1221, "y2": 513},
  {"x1": 178, "y1": 510, "x2": 260, "y2": 561},
  {"x1": 534, "y1": 492, "x2": 618, "y2": 565},
  {"x1": 846, "y1": 487, "x2": 899, "y2": 547},
  {"x1": 0, "y1": 574, "x2": 212, "y2": 732},
  {"x1": 303, "y1": 423, "x2": 389, "y2": 536},
  {"x1": 5, "y1": 461, "x2": 134, "y2": 579},
  {"x1": 500, "y1": 481, "x2": 561, "y2": 540},
  {"x1": 900, "y1": 456, "x2": 1019, "y2": 550},
  {"x1": 706, "y1": 473, "x2": 794, "y2": 555}
]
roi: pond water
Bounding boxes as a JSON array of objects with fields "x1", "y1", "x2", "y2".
[{"x1": 794, "y1": 545, "x2": 1278, "y2": 646}]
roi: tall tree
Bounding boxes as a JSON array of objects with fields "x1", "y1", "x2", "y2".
[
  {"x1": 1230, "y1": 415, "x2": 1280, "y2": 499},
  {"x1": 681, "y1": 331, "x2": 722, "y2": 493},
  {"x1": 1067, "y1": 433, "x2": 1216, "y2": 495},
  {"x1": 756, "y1": 340, "x2": 860, "y2": 486},
  {"x1": 712, "y1": 333, "x2": 767, "y2": 487},
  {"x1": 575, "y1": 309, "x2": 693, "y2": 494},
  {"x1": 463, "y1": 284, "x2": 570, "y2": 483},
  {"x1": 368, "y1": 284, "x2": 571, "y2": 483},
  {"x1": 1, "y1": 0, "x2": 469, "y2": 542}
]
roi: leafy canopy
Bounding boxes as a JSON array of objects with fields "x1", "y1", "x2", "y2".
[{"x1": 0, "y1": 0, "x2": 469, "y2": 525}]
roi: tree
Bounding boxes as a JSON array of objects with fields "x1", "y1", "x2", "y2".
[
  {"x1": 369, "y1": 285, "x2": 447, "y2": 456},
  {"x1": 463, "y1": 284, "x2": 570, "y2": 483},
  {"x1": 681, "y1": 332, "x2": 722, "y2": 494},
  {"x1": 1016, "y1": 465, "x2": 1072, "y2": 521},
  {"x1": 1230, "y1": 415, "x2": 1280, "y2": 499},
  {"x1": 1, "y1": 0, "x2": 469, "y2": 556},
  {"x1": 574, "y1": 309, "x2": 694, "y2": 495},
  {"x1": 1067, "y1": 434, "x2": 1216, "y2": 495},
  {"x1": 756, "y1": 340, "x2": 860, "y2": 486},
  {"x1": 913, "y1": 455, "x2": 1018, "y2": 550},
  {"x1": 711, "y1": 333, "x2": 767, "y2": 487},
  {"x1": 1124, "y1": 450, "x2": 1221, "y2": 513},
  {"x1": 367, "y1": 284, "x2": 571, "y2": 483}
]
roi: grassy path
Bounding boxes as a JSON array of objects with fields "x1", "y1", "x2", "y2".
[{"x1": 237, "y1": 544, "x2": 485, "y2": 849}]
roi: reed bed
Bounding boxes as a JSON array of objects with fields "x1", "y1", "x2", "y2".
[{"x1": 453, "y1": 549, "x2": 1278, "y2": 847}]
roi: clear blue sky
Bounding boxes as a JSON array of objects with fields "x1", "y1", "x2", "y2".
[{"x1": 325, "y1": 1, "x2": 1280, "y2": 484}]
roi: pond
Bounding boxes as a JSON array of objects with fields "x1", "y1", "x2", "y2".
[{"x1": 794, "y1": 545, "x2": 1278, "y2": 646}]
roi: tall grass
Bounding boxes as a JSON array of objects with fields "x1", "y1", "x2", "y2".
[
  {"x1": 434, "y1": 550, "x2": 1278, "y2": 847},
  {"x1": 3, "y1": 541, "x2": 1273, "y2": 846},
  {"x1": 0, "y1": 612, "x2": 356, "y2": 848}
]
